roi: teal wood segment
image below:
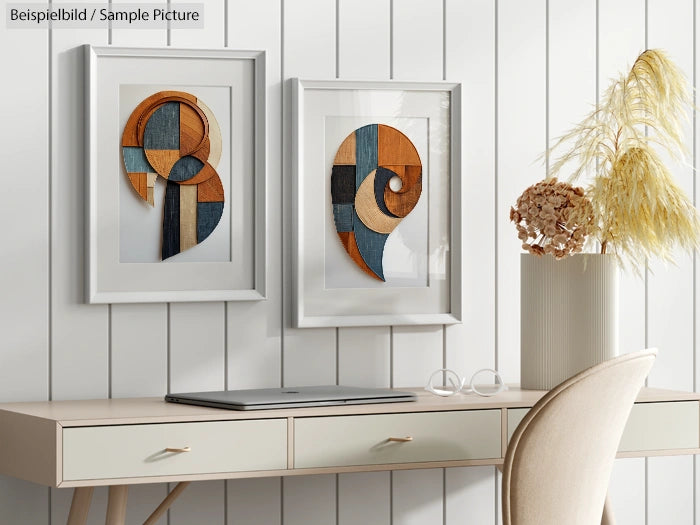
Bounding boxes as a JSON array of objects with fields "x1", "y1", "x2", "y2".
[
  {"x1": 123, "y1": 146, "x2": 155, "y2": 173},
  {"x1": 333, "y1": 204, "x2": 353, "y2": 232},
  {"x1": 170, "y1": 156, "x2": 205, "y2": 182},
  {"x1": 353, "y1": 215, "x2": 387, "y2": 281},
  {"x1": 352, "y1": 124, "x2": 385, "y2": 280},
  {"x1": 355, "y1": 124, "x2": 378, "y2": 189},
  {"x1": 197, "y1": 202, "x2": 225, "y2": 243},
  {"x1": 144, "y1": 102, "x2": 180, "y2": 151}
]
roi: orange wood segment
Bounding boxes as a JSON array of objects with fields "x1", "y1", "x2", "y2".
[
  {"x1": 377, "y1": 124, "x2": 421, "y2": 166},
  {"x1": 337, "y1": 231, "x2": 351, "y2": 251},
  {"x1": 334, "y1": 132, "x2": 356, "y2": 165},
  {"x1": 144, "y1": 149, "x2": 180, "y2": 179},
  {"x1": 380, "y1": 164, "x2": 406, "y2": 180},
  {"x1": 121, "y1": 116, "x2": 142, "y2": 147},
  {"x1": 127, "y1": 172, "x2": 148, "y2": 201},
  {"x1": 190, "y1": 137, "x2": 211, "y2": 165},
  {"x1": 384, "y1": 165, "x2": 422, "y2": 218},
  {"x1": 179, "y1": 103, "x2": 208, "y2": 157},
  {"x1": 197, "y1": 173, "x2": 225, "y2": 203}
]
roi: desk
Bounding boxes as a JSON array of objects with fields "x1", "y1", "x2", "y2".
[{"x1": 0, "y1": 387, "x2": 698, "y2": 524}]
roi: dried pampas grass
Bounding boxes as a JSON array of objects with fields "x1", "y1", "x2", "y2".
[{"x1": 546, "y1": 49, "x2": 700, "y2": 270}]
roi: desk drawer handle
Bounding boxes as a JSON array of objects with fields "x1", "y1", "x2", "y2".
[
  {"x1": 388, "y1": 436, "x2": 413, "y2": 443},
  {"x1": 165, "y1": 446, "x2": 191, "y2": 453}
]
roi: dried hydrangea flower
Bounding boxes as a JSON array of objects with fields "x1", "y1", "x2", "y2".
[{"x1": 510, "y1": 178, "x2": 593, "y2": 259}]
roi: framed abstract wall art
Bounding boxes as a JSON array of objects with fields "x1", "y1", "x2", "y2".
[
  {"x1": 292, "y1": 79, "x2": 462, "y2": 327},
  {"x1": 86, "y1": 46, "x2": 266, "y2": 303}
]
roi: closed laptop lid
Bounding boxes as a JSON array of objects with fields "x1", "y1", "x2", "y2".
[{"x1": 165, "y1": 385, "x2": 416, "y2": 410}]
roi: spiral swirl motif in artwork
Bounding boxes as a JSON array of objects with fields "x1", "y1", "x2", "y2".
[
  {"x1": 331, "y1": 124, "x2": 422, "y2": 281},
  {"x1": 121, "y1": 90, "x2": 225, "y2": 260}
]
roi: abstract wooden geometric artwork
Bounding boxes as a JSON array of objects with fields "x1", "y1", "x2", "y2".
[
  {"x1": 121, "y1": 91, "x2": 224, "y2": 260},
  {"x1": 331, "y1": 124, "x2": 422, "y2": 281}
]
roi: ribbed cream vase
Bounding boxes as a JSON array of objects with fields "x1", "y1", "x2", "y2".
[{"x1": 520, "y1": 253, "x2": 619, "y2": 390}]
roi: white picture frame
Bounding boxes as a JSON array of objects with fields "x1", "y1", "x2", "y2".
[
  {"x1": 292, "y1": 79, "x2": 462, "y2": 328},
  {"x1": 86, "y1": 46, "x2": 266, "y2": 303}
]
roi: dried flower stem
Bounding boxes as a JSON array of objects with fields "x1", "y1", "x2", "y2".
[{"x1": 545, "y1": 49, "x2": 700, "y2": 270}]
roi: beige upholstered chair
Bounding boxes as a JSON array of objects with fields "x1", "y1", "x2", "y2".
[{"x1": 502, "y1": 349, "x2": 656, "y2": 525}]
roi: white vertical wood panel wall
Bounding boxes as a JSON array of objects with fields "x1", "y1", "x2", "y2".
[{"x1": 1, "y1": 0, "x2": 698, "y2": 523}]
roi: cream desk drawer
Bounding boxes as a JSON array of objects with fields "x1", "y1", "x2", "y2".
[
  {"x1": 62, "y1": 419, "x2": 287, "y2": 481},
  {"x1": 294, "y1": 410, "x2": 501, "y2": 469},
  {"x1": 507, "y1": 401, "x2": 699, "y2": 453}
]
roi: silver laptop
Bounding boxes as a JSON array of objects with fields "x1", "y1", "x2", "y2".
[{"x1": 165, "y1": 385, "x2": 416, "y2": 411}]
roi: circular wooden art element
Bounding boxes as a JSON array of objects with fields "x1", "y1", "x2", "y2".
[
  {"x1": 121, "y1": 90, "x2": 225, "y2": 261},
  {"x1": 330, "y1": 124, "x2": 422, "y2": 281}
]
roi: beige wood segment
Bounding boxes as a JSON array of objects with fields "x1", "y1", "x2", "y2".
[
  {"x1": 146, "y1": 173, "x2": 157, "y2": 206},
  {"x1": 62, "y1": 419, "x2": 287, "y2": 481},
  {"x1": 105, "y1": 485, "x2": 128, "y2": 525},
  {"x1": 66, "y1": 486, "x2": 93, "y2": 525},
  {"x1": 294, "y1": 410, "x2": 501, "y2": 468},
  {"x1": 619, "y1": 401, "x2": 700, "y2": 452},
  {"x1": 179, "y1": 185, "x2": 198, "y2": 251},
  {"x1": 0, "y1": 409, "x2": 58, "y2": 486},
  {"x1": 334, "y1": 132, "x2": 356, "y2": 165},
  {"x1": 198, "y1": 100, "x2": 222, "y2": 168},
  {"x1": 143, "y1": 481, "x2": 190, "y2": 525},
  {"x1": 354, "y1": 170, "x2": 402, "y2": 234}
]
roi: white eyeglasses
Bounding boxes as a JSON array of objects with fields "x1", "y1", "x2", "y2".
[{"x1": 425, "y1": 368, "x2": 507, "y2": 397}]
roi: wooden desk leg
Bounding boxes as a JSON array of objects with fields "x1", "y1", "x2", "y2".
[
  {"x1": 105, "y1": 485, "x2": 129, "y2": 525},
  {"x1": 143, "y1": 482, "x2": 191, "y2": 525},
  {"x1": 67, "y1": 487, "x2": 94, "y2": 525}
]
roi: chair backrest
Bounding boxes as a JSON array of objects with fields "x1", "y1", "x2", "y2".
[{"x1": 502, "y1": 349, "x2": 656, "y2": 525}]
